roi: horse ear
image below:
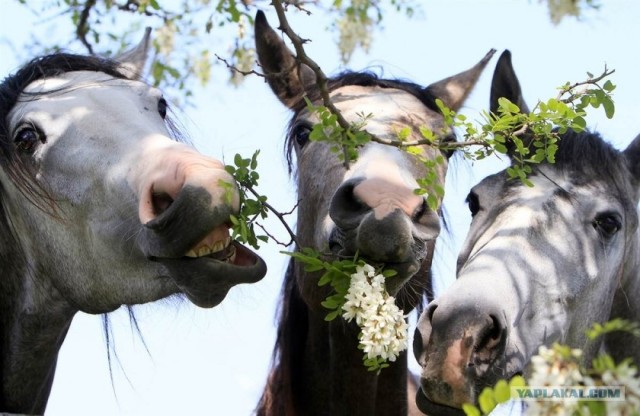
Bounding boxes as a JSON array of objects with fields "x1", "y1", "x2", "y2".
[
  {"x1": 115, "y1": 27, "x2": 152, "y2": 80},
  {"x1": 490, "y1": 50, "x2": 534, "y2": 160},
  {"x1": 425, "y1": 49, "x2": 496, "y2": 112},
  {"x1": 623, "y1": 133, "x2": 640, "y2": 188},
  {"x1": 490, "y1": 50, "x2": 530, "y2": 115},
  {"x1": 254, "y1": 10, "x2": 316, "y2": 108}
]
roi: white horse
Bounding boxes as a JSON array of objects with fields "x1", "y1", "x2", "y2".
[
  {"x1": 414, "y1": 50, "x2": 640, "y2": 414},
  {"x1": 0, "y1": 31, "x2": 266, "y2": 414}
]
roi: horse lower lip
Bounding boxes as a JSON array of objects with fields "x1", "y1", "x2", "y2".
[
  {"x1": 157, "y1": 242, "x2": 267, "y2": 308},
  {"x1": 416, "y1": 390, "x2": 466, "y2": 416}
]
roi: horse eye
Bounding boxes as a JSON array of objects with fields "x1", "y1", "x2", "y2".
[
  {"x1": 466, "y1": 192, "x2": 480, "y2": 217},
  {"x1": 158, "y1": 98, "x2": 168, "y2": 119},
  {"x1": 292, "y1": 124, "x2": 312, "y2": 148},
  {"x1": 593, "y1": 214, "x2": 621, "y2": 238},
  {"x1": 14, "y1": 126, "x2": 44, "y2": 153}
]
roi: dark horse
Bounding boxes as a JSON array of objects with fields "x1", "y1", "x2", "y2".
[
  {"x1": 0, "y1": 31, "x2": 266, "y2": 414},
  {"x1": 414, "y1": 51, "x2": 640, "y2": 414},
  {"x1": 253, "y1": 11, "x2": 494, "y2": 416}
]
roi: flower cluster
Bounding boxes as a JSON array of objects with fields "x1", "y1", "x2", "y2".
[
  {"x1": 341, "y1": 264, "x2": 408, "y2": 366},
  {"x1": 525, "y1": 344, "x2": 640, "y2": 415}
]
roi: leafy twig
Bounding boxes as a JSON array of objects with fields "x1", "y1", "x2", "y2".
[
  {"x1": 270, "y1": 0, "x2": 369, "y2": 168},
  {"x1": 245, "y1": 185, "x2": 300, "y2": 247}
]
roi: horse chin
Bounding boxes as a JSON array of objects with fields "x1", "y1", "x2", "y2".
[
  {"x1": 381, "y1": 259, "x2": 425, "y2": 295},
  {"x1": 416, "y1": 389, "x2": 467, "y2": 416},
  {"x1": 156, "y1": 241, "x2": 267, "y2": 308},
  {"x1": 329, "y1": 228, "x2": 429, "y2": 296}
]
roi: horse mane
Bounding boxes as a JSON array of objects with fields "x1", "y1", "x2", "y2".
[
  {"x1": 548, "y1": 129, "x2": 630, "y2": 184},
  {"x1": 256, "y1": 258, "x2": 308, "y2": 416},
  {"x1": 283, "y1": 71, "x2": 441, "y2": 173},
  {"x1": 510, "y1": 129, "x2": 635, "y2": 209}
]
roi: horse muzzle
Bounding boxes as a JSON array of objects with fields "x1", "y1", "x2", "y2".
[
  {"x1": 413, "y1": 301, "x2": 510, "y2": 411},
  {"x1": 138, "y1": 184, "x2": 267, "y2": 308}
]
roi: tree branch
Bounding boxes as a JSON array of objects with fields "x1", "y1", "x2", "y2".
[
  {"x1": 216, "y1": 53, "x2": 266, "y2": 78},
  {"x1": 245, "y1": 184, "x2": 300, "y2": 247},
  {"x1": 558, "y1": 66, "x2": 615, "y2": 103},
  {"x1": 76, "y1": 0, "x2": 96, "y2": 54},
  {"x1": 270, "y1": 0, "x2": 365, "y2": 168}
]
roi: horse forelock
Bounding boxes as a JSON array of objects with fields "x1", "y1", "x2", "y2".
[
  {"x1": 525, "y1": 129, "x2": 639, "y2": 220},
  {"x1": 550, "y1": 130, "x2": 630, "y2": 185},
  {"x1": 283, "y1": 71, "x2": 440, "y2": 174}
]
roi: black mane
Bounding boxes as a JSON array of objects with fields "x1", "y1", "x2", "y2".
[
  {"x1": 284, "y1": 71, "x2": 441, "y2": 172},
  {"x1": 550, "y1": 129, "x2": 630, "y2": 184}
]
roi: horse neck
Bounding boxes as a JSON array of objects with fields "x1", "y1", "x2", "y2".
[
  {"x1": 604, "y1": 223, "x2": 640, "y2": 367},
  {"x1": 258, "y1": 262, "x2": 411, "y2": 416},
  {"x1": 0, "y1": 214, "x2": 76, "y2": 414}
]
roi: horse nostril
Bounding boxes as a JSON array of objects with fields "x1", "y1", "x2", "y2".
[
  {"x1": 427, "y1": 303, "x2": 438, "y2": 323},
  {"x1": 412, "y1": 199, "x2": 427, "y2": 222},
  {"x1": 329, "y1": 178, "x2": 369, "y2": 229},
  {"x1": 472, "y1": 314, "x2": 506, "y2": 367},
  {"x1": 413, "y1": 327, "x2": 424, "y2": 361},
  {"x1": 152, "y1": 192, "x2": 174, "y2": 216}
]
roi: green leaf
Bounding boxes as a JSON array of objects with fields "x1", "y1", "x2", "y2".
[
  {"x1": 462, "y1": 403, "x2": 482, "y2": 416},
  {"x1": 382, "y1": 269, "x2": 397, "y2": 278},
  {"x1": 427, "y1": 194, "x2": 439, "y2": 211},
  {"x1": 493, "y1": 379, "x2": 511, "y2": 404},
  {"x1": 603, "y1": 80, "x2": 616, "y2": 92},
  {"x1": 572, "y1": 116, "x2": 587, "y2": 130},
  {"x1": 321, "y1": 298, "x2": 339, "y2": 309},
  {"x1": 509, "y1": 375, "x2": 526, "y2": 389},
  {"x1": 318, "y1": 272, "x2": 332, "y2": 287},
  {"x1": 602, "y1": 97, "x2": 615, "y2": 119},
  {"x1": 304, "y1": 263, "x2": 325, "y2": 273},
  {"x1": 478, "y1": 387, "x2": 496, "y2": 414},
  {"x1": 494, "y1": 143, "x2": 508, "y2": 154},
  {"x1": 397, "y1": 126, "x2": 411, "y2": 141},
  {"x1": 325, "y1": 309, "x2": 341, "y2": 321}
]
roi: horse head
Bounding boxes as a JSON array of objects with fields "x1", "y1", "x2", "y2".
[
  {"x1": 0, "y1": 30, "x2": 265, "y2": 413},
  {"x1": 413, "y1": 50, "x2": 640, "y2": 414},
  {"x1": 255, "y1": 10, "x2": 493, "y2": 309}
]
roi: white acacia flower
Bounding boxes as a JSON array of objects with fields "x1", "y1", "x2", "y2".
[
  {"x1": 526, "y1": 344, "x2": 640, "y2": 415},
  {"x1": 341, "y1": 264, "x2": 408, "y2": 366}
]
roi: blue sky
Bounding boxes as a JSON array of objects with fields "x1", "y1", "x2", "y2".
[{"x1": 1, "y1": 1, "x2": 639, "y2": 415}]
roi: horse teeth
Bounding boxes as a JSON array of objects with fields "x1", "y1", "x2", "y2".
[
  {"x1": 185, "y1": 237, "x2": 232, "y2": 258},
  {"x1": 227, "y1": 244, "x2": 237, "y2": 263},
  {"x1": 211, "y1": 240, "x2": 225, "y2": 253}
]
